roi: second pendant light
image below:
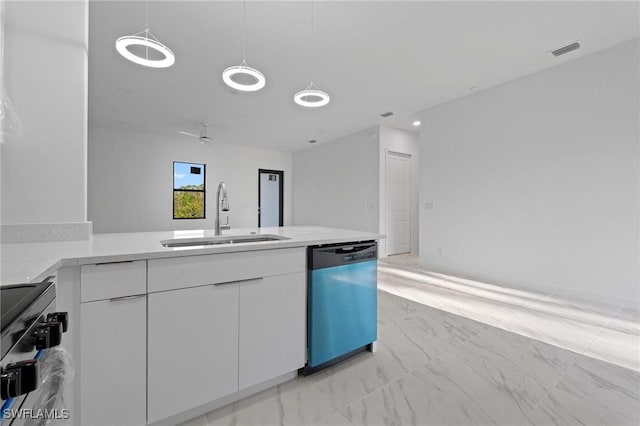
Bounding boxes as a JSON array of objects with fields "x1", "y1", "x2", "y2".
[
  {"x1": 295, "y1": 1, "x2": 330, "y2": 108},
  {"x1": 222, "y1": 2, "x2": 266, "y2": 92}
]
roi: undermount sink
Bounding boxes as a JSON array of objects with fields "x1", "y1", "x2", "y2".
[{"x1": 161, "y1": 234, "x2": 290, "y2": 248}]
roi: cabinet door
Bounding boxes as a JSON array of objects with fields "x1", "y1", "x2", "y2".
[
  {"x1": 147, "y1": 283, "x2": 239, "y2": 423},
  {"x1": 239, "y1": 273, "x2": 306, "y2": 389},
  {"x1": 81, "y1": 295, "x2": 147, "y2": 426}
]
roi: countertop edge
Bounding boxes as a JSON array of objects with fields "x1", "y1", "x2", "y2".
[{"x1": 8, "y1": 229, "x2": 384, "y2": 285}]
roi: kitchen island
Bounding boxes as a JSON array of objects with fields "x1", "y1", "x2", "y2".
[{"x1": 1, "y1": 226, "x2": 382, "y2": 426}]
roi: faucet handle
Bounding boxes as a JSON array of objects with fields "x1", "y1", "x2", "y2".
[{"x1": 220, "y1": 216, "x2": 231, "y2": 231}]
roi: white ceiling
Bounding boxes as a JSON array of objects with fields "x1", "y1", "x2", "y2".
[{"x1": 88, "y1": 1, "x2": 639, "y2": 152}]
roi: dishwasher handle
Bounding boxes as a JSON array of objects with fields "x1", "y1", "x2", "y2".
[
  {"x1": 309, "y1": 242, "x2": 377, "y2": 270},
  {"x1": 334, "y1": 245, "x2": 366, "y2": 254}
]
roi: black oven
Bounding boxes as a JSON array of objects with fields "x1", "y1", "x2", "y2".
[{"x1": 0, "y1": 278, "x2": 69, "y2": 426}]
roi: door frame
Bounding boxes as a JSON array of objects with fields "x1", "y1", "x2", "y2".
[
  {"x1": 258, "y1": 169, "x2": 284, "y2": 227},
  {"x1": 385, "y1": 150, "x2": 412, "y2": 255}
]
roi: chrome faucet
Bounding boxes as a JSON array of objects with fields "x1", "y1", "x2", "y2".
[{"x1": 215, "y1": 181, "x2": 230, "y2": 236}]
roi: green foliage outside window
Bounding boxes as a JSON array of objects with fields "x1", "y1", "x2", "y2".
[{"x1": 174, "y1": 188, "x2": 205, "y2": 219}]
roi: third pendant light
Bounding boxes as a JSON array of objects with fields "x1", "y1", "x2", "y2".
[{"x1": 294, "y1": 1, "x2": 330, "y2": 108}]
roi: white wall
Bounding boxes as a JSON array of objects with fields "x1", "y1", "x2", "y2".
[
  {"x1": 1, "y1": 0, "x2": 88, "y2": 224},
  {"x1": 292, "y1": 127, "x2": 380, "y2": 233},
  {"x1": 89, "y1": 126, "x2": 292, "y2": 233},
  {"x1": 378, "y1": 126, "x2": 419, "y2": 257},
  {"x1": 419, "y1": 39, "x2": 639, "y2": 301}
]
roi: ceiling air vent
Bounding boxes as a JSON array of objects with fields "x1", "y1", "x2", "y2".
[
  {"x1": 551, "y1": 42, "x2": 580, "y2": 57},
  {"x1": 380, "y1": 111, "x2": 394, "y2": 118}
]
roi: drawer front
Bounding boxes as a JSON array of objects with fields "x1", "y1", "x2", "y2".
[
  {"x1": 148, "y1": 247, "x2": 305, "y2": 293},
  {"x1": 81, "y1": 260, "x2": 147, "y2": 302}
]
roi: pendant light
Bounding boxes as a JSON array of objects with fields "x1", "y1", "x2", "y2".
[
  {"x1": 115, "y1": 0, "x2": 175, "y2": 68},
  {"x1": 294, "y1": 1, "x2": 330, "y2": 108},
  {"x1": 294, "y1": 82, "x2": 330, "y2": 107},
  {"x1": 222, "y1": 2, "x2": 266, "y2": 92}
]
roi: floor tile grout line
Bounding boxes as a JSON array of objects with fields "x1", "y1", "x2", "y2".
[
  {"x1": 326, "y1": 369, "x2": 416, "y2": 418},
  {"x1": 524, "y1": 344, "x2": 584, "y2": 419},
  {"x1": 379, "y1": 288, "x2": 496, "y2": 352},
  {"x1": 579, "y1": 304, "x2": 624, "y2": 357},
  {"x1": 526, "y1": 303, "x2": 628, "y2": 419},
  {"x1": 379, "y1": 274, "x2": 523, "y2": 333},
  {"x1": 303, "y1": 374, "x2": 344, "y2": 421}
]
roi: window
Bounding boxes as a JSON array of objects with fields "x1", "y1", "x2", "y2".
[{"x1": 173, "y1": 162, "x2": 205, "y2": 219}]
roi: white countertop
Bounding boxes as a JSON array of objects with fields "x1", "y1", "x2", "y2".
[{"x1": 0, "y1": 226, "x2": 383, "y2": 285}]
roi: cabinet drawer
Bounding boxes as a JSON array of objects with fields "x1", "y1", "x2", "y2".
[
  {"x1": 147, "y1": 247, "x2": 305, "y2": 293},
  {"x1": 81, "y1": 260, "x2": 147, "y2": 302}
]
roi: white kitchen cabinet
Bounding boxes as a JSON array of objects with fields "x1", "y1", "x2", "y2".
[
  {"x1": 80, "y1": 294, "x2": 147, "y2": 426},
  {"x1": 239, "y1": 273, "x2": 306, "y2": 389},
  {"x1": 147, "y1": 282, "x2": 239, "y2": 423}
]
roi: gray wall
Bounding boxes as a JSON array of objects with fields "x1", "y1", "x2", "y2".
[
  {"x1": 89, "y1": 126, "x2": 292, "y2": 233},
  {"x1": 419, "y1": 39, "x2": 639, "y2": 301},
  {"x1": 292, "y1": 128, "x2": 380, "y2": 233},
  {"x1": 2, "y1": 0, "x2": 88, "y2": 224}
]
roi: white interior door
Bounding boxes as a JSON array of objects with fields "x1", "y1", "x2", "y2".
[{"x1": 386, "y1": 151, "x2": 411, "y2": 255}]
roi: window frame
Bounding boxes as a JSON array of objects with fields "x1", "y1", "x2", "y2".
[{"x1": 173, "y1": 161, "x2": 206, "y2": 220}]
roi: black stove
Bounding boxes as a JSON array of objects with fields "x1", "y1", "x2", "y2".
[
  {"x1": 1, "y1": 279, "x2": 56, "y2": 360},
  {"x1": 1, "y1": 278, "x2": 68, "y2": 425}
]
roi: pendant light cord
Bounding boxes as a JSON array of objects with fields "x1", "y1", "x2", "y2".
[
  {"x1": 309, "y1": 0, "x2": 314, "y2": 82},
  {"x1": 144, "y1": 0, "x2": 149, "y2": 59},
  {"x1": 242, "y1": 1, "x2": 247, "y2": 62}
]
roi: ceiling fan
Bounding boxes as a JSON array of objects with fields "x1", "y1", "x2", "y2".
[{"x1": 179, "y1": 123, "x2": 214, "y2": 144}]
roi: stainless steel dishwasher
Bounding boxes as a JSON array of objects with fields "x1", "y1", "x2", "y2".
[{"x1": 302, "y1": 241, "x2": 378, "y2": 375}]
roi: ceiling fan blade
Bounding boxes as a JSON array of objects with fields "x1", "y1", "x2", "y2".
[{"x1": 179, "y1": 130, "x2": 199, "y2": 138}]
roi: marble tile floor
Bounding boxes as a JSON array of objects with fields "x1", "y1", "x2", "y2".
[
  {"x1": 180, "y1": 255, "x2": 639, "y2": 426},
  {"x1": 378, "y1": 254, "x2": 639, "y2": 372}
]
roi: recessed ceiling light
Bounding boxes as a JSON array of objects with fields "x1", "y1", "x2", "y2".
[
  {"x1": 412, "y1": 120, "x2": 421, "y2": 127},
  {"x1": 380, "y1": 112, "x2": 394, "y2": 118}
]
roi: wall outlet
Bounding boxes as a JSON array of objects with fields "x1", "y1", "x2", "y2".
[{"x1": 437, "y1": 246, "x2": 444, "y2": 255}]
